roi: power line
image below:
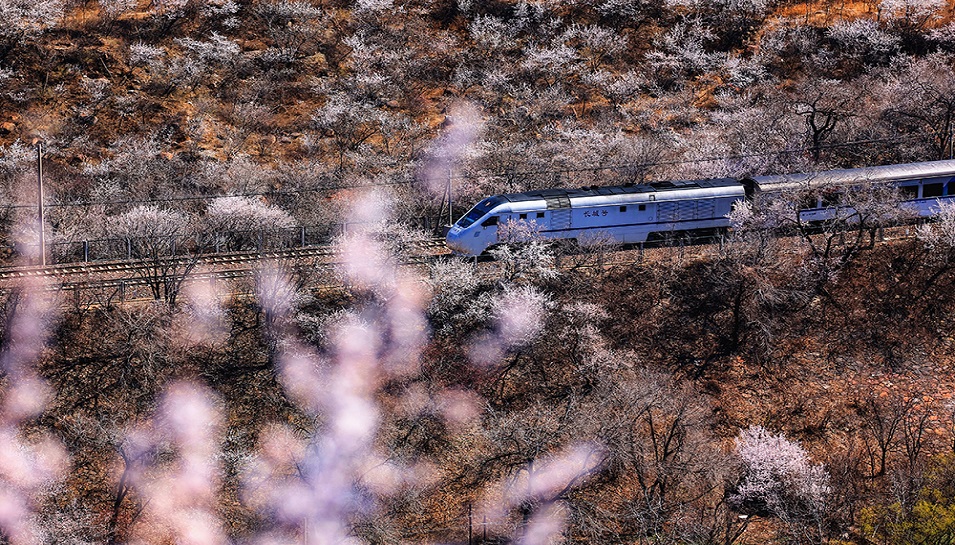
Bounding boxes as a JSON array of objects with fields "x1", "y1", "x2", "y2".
[
  {"x1": 4, "y1": 178, "x2": 418, "y2": 210},
  {"x1": 479, "y1": 134, "x2": 929, "y2": 180},
  {"x1": 2, "y1": 133, "x2": 931, "y2": 211}
]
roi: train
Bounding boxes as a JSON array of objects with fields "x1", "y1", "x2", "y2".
[{"x1": 445, "y1": 159, "x2": 955, "y2": 256}]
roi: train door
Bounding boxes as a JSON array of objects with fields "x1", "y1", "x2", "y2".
[{"x1": 545, "y1": 195, "x2": 572, "y2": 233}]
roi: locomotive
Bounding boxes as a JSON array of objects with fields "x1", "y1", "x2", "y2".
[{"x1": 445, "y1": 159, "x2": 955, "y2": 256}]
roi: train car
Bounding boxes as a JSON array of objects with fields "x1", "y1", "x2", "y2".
[
  {"x1": 747, "y1": 159, "x2": 955, "y2": 222},
  {"x1": 445, "y1": 178, "x2": 746, "y2": 255},
  {"x1": 446, "y1": 159, "x2": 955, "y2": 256}
]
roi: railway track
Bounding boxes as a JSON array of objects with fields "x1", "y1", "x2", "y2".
[
  {"x1": 0, "y1": 238, "x2": 449, "y2": 281},
  {"x1": 0, "y1": 226, "x2": 919, "y2": 299},
  {"x1": 0, "y1": 238, "x2": 452, "y2": 296}
]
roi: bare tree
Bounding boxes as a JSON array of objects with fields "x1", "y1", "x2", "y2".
[
  {"x1": 312, "y1": 94, "x2": 395, "y2": 171},
  {"x1": 107, "y1": 205, "x2": 200, "y2": 305},
  {"x1": 858, "y1": 393, "x2": 915, "y2": 479},
  {"x1": 706, "y1": 200, "x2": 810, "y2": 357},
  {"x1": 105, "y1": 432, "x2": 152, "y2": 545},
  {"x1": 856, "y1": 390, "x2": 935, "y2": 509},
  {"x1": 883, "y1": 54, "x2": 955, "y2": 160},
  {"x1": 610, "y1": 374, "x2": 729, "y2": 540},
  {"x1": 792, "y1": 80, "x2": 856, "y2": 163}
]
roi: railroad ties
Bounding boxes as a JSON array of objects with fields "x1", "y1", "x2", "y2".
[{"x1": 0, "y1": 238, "x2": 451, "y2": 302}]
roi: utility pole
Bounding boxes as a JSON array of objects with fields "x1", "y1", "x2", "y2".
[
  {"x1": 447, "y1": 166, "x2": 453, "y2": 226},
  {"x1": 949, "y1": 119, "x2": 953, "y2": 160},
  {"x1": 37, "y1": 142, "x2": 45, "y2": 267}
]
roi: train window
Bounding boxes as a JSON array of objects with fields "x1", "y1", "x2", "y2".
[
  {"x1": 924, "y1": 183, "x2": 944, "y2": 198},
  {"x1": 536, "y1": 212, "x2": 545, "y2": 218},
  {"x1": 519, "y1": 213, "x2": 527, "y2": 220},
  {"x1": 619, "y1": 206, "x2": 627, "y2": 212},
  {"x1": 481, "y1": 216, "x2": 498, "y2": 227},
  {"x1": 900, "y1": 185, "x2": 919, "y2": 199},
  {"x1": 638, "y1": 204, "x2": 646, "y2": 211},
  {"x1": 948, "y1": 183, "x2": 955, "y2": 197},
  {"x1": 457, "y1": 196, "x2": 507, "y2": 228},
  {"x1": 925, "y1": 176, "x2": 955, "y2": 186}
]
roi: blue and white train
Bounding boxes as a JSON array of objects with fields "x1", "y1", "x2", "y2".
[{"x1": 445, "y1": 160, "x2": 955, "y2": 256}]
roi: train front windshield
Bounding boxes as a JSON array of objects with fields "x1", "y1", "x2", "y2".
[{"x1": 457, "y1": 196, "x2": 505, "y2": 228}]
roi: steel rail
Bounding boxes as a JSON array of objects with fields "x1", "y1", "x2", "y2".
[
  {"x1": 0, "y1": 227, "x2": 922, "y2": 297},
  {"x1": 0, "y1": 238, "x2": 449, "y2": 281}
]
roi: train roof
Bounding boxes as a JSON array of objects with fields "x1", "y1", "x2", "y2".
[
  {"x1": 496, "y1": 177, "x2": 741, "y2": 202},
  {"x1": 745, "y1": 159, "x2": 955, "y2": 192}
]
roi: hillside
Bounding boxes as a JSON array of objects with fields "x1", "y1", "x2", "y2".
[
  {"x1": 4, "y1": 0, "x2": 955, "y2": 250},
  {"x1": 4, "y1": 0, "x2": 955, "y2": 544}
]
